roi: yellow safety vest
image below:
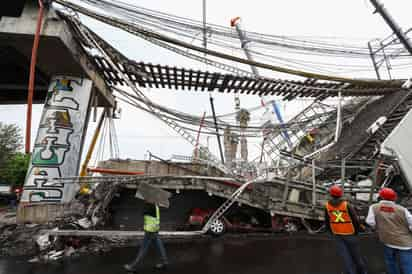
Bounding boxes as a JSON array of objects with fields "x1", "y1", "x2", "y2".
[{"x1": 143, "y1": 205, "x2": 160, "y2": 232}]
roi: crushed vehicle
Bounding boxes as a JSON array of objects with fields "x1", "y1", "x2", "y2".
[
  {"x1": 0, "y1": 183, "x2": 19, "y2": 205},
  {"x1": 187, "y1": 206, "x2": 273, "y2": 236}
]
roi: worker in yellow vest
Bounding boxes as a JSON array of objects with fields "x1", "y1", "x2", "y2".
[
  {"x1": 124, "y1": 202, "x2": 169, "y2": 273},
  {"x1": 325, "y1": 185, "x2": 368, "y2": 274}
]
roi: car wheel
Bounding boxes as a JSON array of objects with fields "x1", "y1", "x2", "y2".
[
  {"x1": 284, "y1": 221, "x2": 298, "y2": 233},
  {"x1": 208, "y1": 218, "x2": 226, "y2": 236}
]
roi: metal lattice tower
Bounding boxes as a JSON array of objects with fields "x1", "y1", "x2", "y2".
[{"x1": 262, "y1": 101, "x2": 336, "y2": 165}]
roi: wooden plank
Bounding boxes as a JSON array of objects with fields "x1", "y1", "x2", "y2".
[
  {"x1": 208, "y1": 72, "x2": 220, "y2": 91},
  {"x1": 238, "y1": 78, "x2": 251, "y2": 94},
  {"x1": 269, "y1": 82, "x2": 284, "y2": 96},
  {"x1": 279, "y1": 83, "x2": 290, "y2": 96},
  {"x1": 188, "y1": 69, "x2": 193, "y2": 90},
  {"x1": 227, "y1": 78, "x2": 238, "y2": 93},
  {"x1": 259, "y1": 81, "x2": 272, "y2": 96},
  {"x1": 173, "y1": 66, "x2": 178, "y2": 90},
  {"x1": 243, "y1": 79, "x2": 256, "y2": 94},
  {"x1": 247, "y1": 79, "x2": 259, "y2": 95},
  {"x1": 282, "y1": 83, "x2": 297, "y2": 97},
  {"x1": 140, "y1": 62, "x2": 152, "y2": 88},
  {"x1": 194, "y1": 70, "x2": 201, "y2": 91},
  {"x1": 180, "y1": 68, "x2": 186, "y2": 90},
  {"x1": 107, "y1": 60, "x2": 124, "y2": 85},
  {"x1": 94, "y1": 57, "x2": 115, "y2": 85},
  {"x1": 148, "y1": 63, "x2": 159, "y2": 88},
  {"x1": 219, "y1": 75, "x2": 231, "y2": 92},
  {"x1": 201, "y1": 71, "x2": 209, "y2": 91},
  {"x1": 231, "y1": 78, "x2": 243, "y2": 94},
  {"x1": 133, "y1": 62, "x2": 147, "y2": 88},
  {"x1": 253, "y1": 80, "x2": 266, "y2": 95},
  {"x1": 157, "y1": 64, "x2": 166, "y2": 88},
  {"x1": 165, "y1": 66, "x2": 172, "y2": 89}
]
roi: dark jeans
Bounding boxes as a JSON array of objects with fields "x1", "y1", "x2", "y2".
[
  {"x1": 334, "y1": 235, "x2": 368, "y2": 274},
  {"x1": 128, "y1": 232, "x2": 168, "y2": 268},
  {"x1": 383, "y1": 245, "x2": 412, "y2": 274}
]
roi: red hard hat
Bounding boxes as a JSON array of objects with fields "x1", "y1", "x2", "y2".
[
  {"x1": 379, "y1": 188, "x2": 397, "y2": 201},
  {"x1": 329, "y1": 185, "x2": 343, "y2": 197}
]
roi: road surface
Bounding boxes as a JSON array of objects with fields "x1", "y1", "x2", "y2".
[{"x1": 0, "y1": 234, "x2": 386, "y2": 274}]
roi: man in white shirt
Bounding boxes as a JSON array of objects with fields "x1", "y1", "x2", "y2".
[{"x1": 366, "y1": 187, "x2": 412, "y2": 274}]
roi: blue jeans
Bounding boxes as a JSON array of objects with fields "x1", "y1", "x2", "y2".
[
  {"x1": 383, "y1": 245, "x2": 412, "y2": 274},
  {"x1": 128, "y1": 232, "x2": 168, "y2": 267},
  {"x1": 335, "y1": 235, "x2": 368, "y2": 274}
]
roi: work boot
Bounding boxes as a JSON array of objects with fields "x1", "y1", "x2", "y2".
[
  {"x1": 154, "y1": 262, "x2": 168, "y2": 270},
  {"x1": 123, "y1": 264, "x2": 137, "y2": 273}
]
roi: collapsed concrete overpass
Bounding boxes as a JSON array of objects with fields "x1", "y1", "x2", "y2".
[{"x1": 0, "y1": 1, "x2": 115, "y2": 106}]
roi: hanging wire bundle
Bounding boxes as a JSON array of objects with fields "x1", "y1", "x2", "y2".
[{"x1": 63, "y1": 0, "x2": 412, "y2": 78}]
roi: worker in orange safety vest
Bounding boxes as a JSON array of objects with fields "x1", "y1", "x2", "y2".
[{"x1": 325, "y1": 185, "x2": 368, "y2": 274}]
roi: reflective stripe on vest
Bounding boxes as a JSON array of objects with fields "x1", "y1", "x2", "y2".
[
  {"x1": 326, "y1": 201, "x2": 355, "y2": 235},
  {"x1": 144, "y1": 205, "x2": 160, "y2": 232}
]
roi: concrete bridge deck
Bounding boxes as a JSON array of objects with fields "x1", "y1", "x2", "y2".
[{"x1": 0, "y1": 2, "x2": 114, "y2": 106}]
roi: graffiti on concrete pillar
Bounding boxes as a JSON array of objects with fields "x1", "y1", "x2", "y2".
[{"x1": 22, "y1": 76, "x2": 93, "y2": 203}]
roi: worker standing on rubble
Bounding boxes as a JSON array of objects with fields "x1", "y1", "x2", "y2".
[
  {"x1": 325, "y1": 185, "x2": 368, "y2": 274},
  {"x1": 124, "y1": 201, "x2": 169, "y2": 273},
  {"x1": 366, "y1": 187, "x2": 412, "y2": 274}
]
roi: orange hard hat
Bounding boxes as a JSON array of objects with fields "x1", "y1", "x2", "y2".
[
  {"x1": 379, "y1": 187, "x2": 397, "y2": 201},
  {"x1": 329, "y1": 185, "x2": 343, "y2": 198}
]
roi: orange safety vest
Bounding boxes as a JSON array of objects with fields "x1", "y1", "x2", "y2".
[{"x1": 326, "y1": 201, "x2": 355, "y2": 235}]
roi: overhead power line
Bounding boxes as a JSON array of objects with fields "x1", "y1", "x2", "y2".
[{"x1": 54, "y1": 0, "x2": 405, "y2": 86}]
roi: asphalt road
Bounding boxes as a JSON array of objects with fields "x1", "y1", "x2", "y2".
[{"x1": 0, "y1": 234, "x2": 386, "y2": 274}]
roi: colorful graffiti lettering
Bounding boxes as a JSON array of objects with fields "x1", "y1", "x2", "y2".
[{"x1": 22, "y1": 77, "x2": 92, "y2": 203}]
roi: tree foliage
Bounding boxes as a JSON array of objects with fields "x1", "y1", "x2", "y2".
[
  {"x1": 0, "y1": 122, "x2": 22, "y2": 168},
  {"x1": 0, "y1": 153, "x2": 30, "y2": 187},
  {"x1": 0, "y1": 123, "x2": 27, "y2": 187}
]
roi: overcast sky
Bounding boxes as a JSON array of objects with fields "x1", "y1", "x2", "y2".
[{"x1": 1, "y1": 0, "x2": 412, "y2": 164}]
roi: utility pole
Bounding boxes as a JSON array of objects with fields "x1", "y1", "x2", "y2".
[
  {"x1": 230, "y1": 17, "x2": 292, "y2": 148},
  {"x1": 210, "y1": 96, "x2": 225, "y2": 164},
  {"x1": 202, "y1": 0, "x2": 224, "y2": 164},
  {"x1": 230, "y1": 17, "x2": 260, "y2": 76},
  {"x1": 367, "y1": 41, "x2": 381, "y2": 80},
  {"x1": 369, "y1": 0, "x2": 412, "y2": 56},
  {"x1": 202, "y1": 0, "x2": 207, "y2": 50}
]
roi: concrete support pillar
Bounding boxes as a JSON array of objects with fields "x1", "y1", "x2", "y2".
[{"x1": 21, "y1": 76, "x2": 93, "y2": 204}]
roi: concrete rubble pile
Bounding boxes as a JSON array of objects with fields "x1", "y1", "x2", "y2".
[{"x1": 0, "y1": 182, "x2": 126, "y2": 260}]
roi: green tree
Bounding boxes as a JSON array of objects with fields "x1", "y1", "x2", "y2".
[
  {"x1": 0, "y1": 122, "x2": 22, "y2": 168},
  {"x1": 0, "y1": 153, "x2": 30, "y2": 187},
  {"x1": 0, "y1": 123, "x2": 27, "y2": 187}
]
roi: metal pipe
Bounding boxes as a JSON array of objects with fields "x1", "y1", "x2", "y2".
[
  {"x1": 209, "y1": 96, "x2": 225, "y2": 164},
  {"x1": 369, "y1": 0, "x2": 412, "y2": 56},
  {"x1": 25, "y1": 0, "x2": 44, "y2": 154},
  {"x1": 79, "y1": 110, "x2": 106, "y2": 176},
  {"x1": 367, "y1": 41, "x2": 382, "y2": 80},
  {"x1": 341, "y1": 158, "x2": 346, "y2": 191},
  {"x1": 202, "y1": 0, "x2": 207, "y2": 49},
  {"x1": 369, "y1": 160, "x2": 381, "y2": 204},
  {"x1": 87, "y1": 167, "x2": 144, "y2": 175},
  {"x1": 312, "y1": 159, "x2": 316, "y2": 209},
  {"x1": 232, "y1": 19, "x2": 260, "y2": 76},
  {"x1": 230, "y1": 17, "x2": 291, "y2": 148},
  {"x1": 334, "y1": 91, "x2": 342, "y2": 142},
  {"x1": 194, "y1": 111, "x2": 206, "y2": 160}
]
